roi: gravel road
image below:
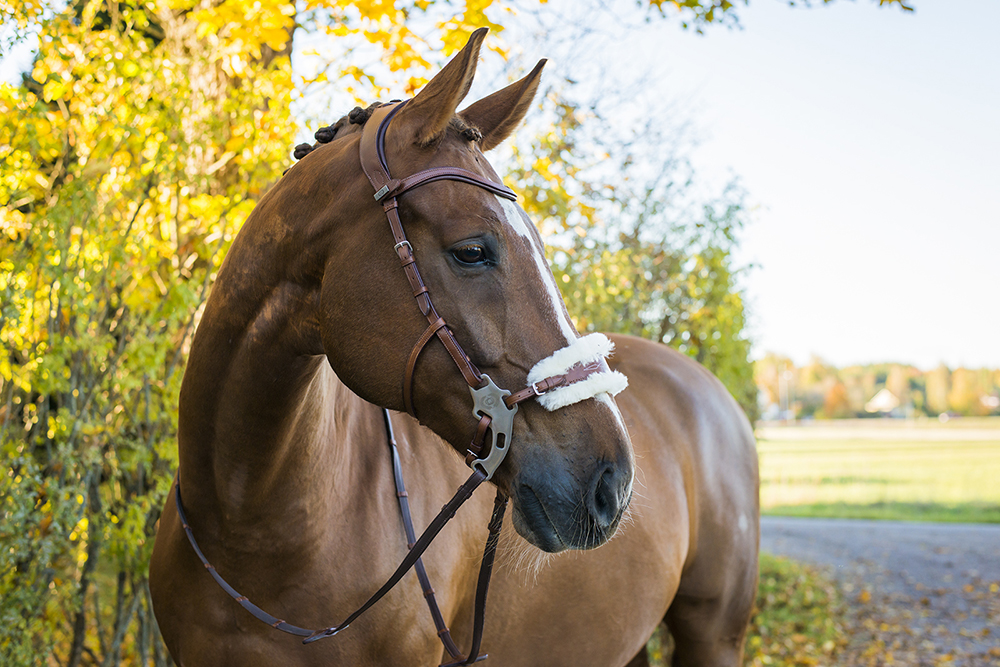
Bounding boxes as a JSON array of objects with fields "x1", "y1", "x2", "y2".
[{"x1": 762, "y1": 517, "x2": 1000, "y2": 666}]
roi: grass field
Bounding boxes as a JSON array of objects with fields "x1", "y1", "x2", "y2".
[{"x1": 757, "y1": 417, "x2": 1000, "y2": 523}]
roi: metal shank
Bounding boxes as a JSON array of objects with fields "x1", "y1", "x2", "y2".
[{"x1": 468, "y1": 375, "x2": 517, "y2": 480}]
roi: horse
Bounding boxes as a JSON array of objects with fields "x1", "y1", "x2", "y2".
[{"x1": 149, "y1": 27, "x2": 759, "y2": 667}]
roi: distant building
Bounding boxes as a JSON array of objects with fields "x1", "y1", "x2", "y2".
[{"x1": 865, "y1": 388, "x2": 900, "y2": 414}]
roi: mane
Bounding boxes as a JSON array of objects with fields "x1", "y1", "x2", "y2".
[{"x1": 292, "y1": 100, "x2": 483, "y2": 162}]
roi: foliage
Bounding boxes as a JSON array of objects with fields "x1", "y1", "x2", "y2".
[
  {"x1": 645, "y1": 0, "x2": 913, "y2": 32},
  {"x1": 0, "y1": 0, "x2": 918, "y2": 662},
  {"x1": 0, "y1": 0, "x2": 295, "y2": 660},
  {"x1": 646, "y1": 553, "x2": 847, "y2": 665},
  {"x1": 0, "y1": 0, "x2": 516, "y2": 663},
  {"x1": 755, "y1": 354, "x2": 1000, "y2": 419},
  {"x1": 507, "y1": 96, "x2": 759, "y2": 422},
  {"x1": 744, "y1": 553, "x2": 847, "y2": 666}
]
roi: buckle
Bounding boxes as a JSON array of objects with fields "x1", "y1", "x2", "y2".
[{"x1": 302, "y1": 624, "x2": 348, "y2": 644}]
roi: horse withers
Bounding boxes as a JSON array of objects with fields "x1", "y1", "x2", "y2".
[{"x1": 149, "y1": 28, "x2": 759, "y2": 667}]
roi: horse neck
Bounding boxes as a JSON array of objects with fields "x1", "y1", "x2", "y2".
[{"x1": 175, "y1": 195, "x2": 383, "y2": 534}]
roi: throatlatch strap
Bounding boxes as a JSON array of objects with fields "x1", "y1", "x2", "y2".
[
  {"x1": 405, "y1": 317, "x2": 449, "y2": 417},
  {"x1": 359, "y1": 101, "x2": 520, "y2": 414}
]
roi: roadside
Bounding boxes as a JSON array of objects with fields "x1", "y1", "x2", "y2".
[{"x1": 762, "y1": 517, "x2": 1000, "y2": 666}]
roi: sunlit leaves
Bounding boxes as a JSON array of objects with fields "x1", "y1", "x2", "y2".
[
  {"x1": 743, "y1": 554, "x2": 848, "y2": 666},
  {"x1": 646, "y1": 0, "x2": 914, "y2": 33},
  {"x1": 1, "y1": 0, "x2": 294, "y2": 660},
  {"x1": 508, "y1": 93, "x2": 759, "y2": 421}
]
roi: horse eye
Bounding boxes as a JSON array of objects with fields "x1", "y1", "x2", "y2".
[{"x1": 452, "y1": 244, "x2": 488, "y2": 266}]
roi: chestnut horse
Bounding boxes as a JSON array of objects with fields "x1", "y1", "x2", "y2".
[{"x1": 149, "y1": 28, "x2": 759, "y2": 667}]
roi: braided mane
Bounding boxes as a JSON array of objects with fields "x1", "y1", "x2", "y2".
[{"x1": 292, "y1": 101, "x2": 483, "y2": 161}]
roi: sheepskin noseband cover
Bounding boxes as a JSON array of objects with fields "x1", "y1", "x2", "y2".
[{"x1": 527, "y1": 333, "x2": 628, "y2": 411}]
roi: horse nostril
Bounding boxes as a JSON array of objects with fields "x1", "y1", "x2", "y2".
[{"x1": 588, "y1": 463, "x2": 622, "y2": 530}]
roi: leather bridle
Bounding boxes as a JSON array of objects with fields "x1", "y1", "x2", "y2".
[{"x1": 175, "y1": 100, "x2": 609, "y2": 666}]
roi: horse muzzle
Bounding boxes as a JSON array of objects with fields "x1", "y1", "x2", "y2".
[{"x1": 510, "y1": 455, "x2": 633, "y2": 553}]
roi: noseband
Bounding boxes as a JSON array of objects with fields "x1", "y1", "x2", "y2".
[{"x1": 175, "y1": 100, "x2": 620, "y2": 666}]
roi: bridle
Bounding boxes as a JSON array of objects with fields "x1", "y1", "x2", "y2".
[
  {"x1": 360, "y1": 101, "x2": 607, "y2": 478},
  {"x1": 174, "y1": 100, "x2": 611, "y2": 665}
]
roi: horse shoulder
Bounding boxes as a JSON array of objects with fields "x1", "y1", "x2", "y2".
[{"x1": 607, "y1": 334, "x2": 759, "y2": 586}]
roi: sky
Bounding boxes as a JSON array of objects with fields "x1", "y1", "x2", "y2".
[
  {"x1": 558, "y1": 0, "x2": 1000, "y2": 370},
  {"x1": 3, "y1": 1, "x2": 997, "y2": 370}
]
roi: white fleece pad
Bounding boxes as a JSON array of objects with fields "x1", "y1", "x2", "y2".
[{"x1": 527, "y1": 333, "x2": 628, "y2": 411}]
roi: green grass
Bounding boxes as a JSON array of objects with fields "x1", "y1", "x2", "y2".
[
  {"x1": 763, "y1": 501, "x2": 1000, "y2": 523},
  {"x1": 757, "y1": 418, "x2": 1000, "y2": 523}
]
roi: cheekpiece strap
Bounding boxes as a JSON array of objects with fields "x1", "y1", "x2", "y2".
[{"x1": 359, "y1": 101, "x2": 497, "y2": 417}]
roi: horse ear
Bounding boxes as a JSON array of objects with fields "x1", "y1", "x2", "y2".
[
  {"x1": 396, "y1": 27, "x2": 488, "y2": 146},
  {"x1": 460, "y1": 59, "x2": 546, "y2": 152}
]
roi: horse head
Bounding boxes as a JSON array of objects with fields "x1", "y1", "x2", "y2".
[{"x1": 288, "y1": 29, "x2": 633, "y2": 553}]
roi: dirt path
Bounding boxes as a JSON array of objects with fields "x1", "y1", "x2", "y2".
[{"x1": 761, "y1": 517, "x2": 1000, "y2": 666}]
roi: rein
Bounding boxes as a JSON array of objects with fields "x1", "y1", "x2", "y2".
[
  {"x1": 173, "y1": 408, "x2": 501, "y2": 664},
  {"x1": 175, "y1": 100, "x2": 611, "y2": 665}
]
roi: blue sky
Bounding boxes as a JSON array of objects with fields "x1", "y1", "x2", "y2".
[{"x1": 593, "y1": 0, "x2": 1000, "y2": 369}]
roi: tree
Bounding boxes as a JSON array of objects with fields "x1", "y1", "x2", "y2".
[
  {"x1": 925, "y1": 364, "x2": 951, "y2": 416},
  {"x1": 506, "y1": 97, "x2": 759, "y2": 422},
  {"x1": 0, "y1": 0, "x2": 301, "y2": 659},
  {"x1": 0, "y1": 0, "x2": 518, "y2": 662},
  {"x1": 645, "y1": 0, "x2": 913, "y2": 32},
  {"x1": 886, "y1": 364, "x2": 911, "y2": 408},
  {"x1": 948, "y1": 367, "x2": 989, "y2": 417},
  {"x1": 1, "y1": 0, "x2": 918, "y2": 661},
  {"x1": 821, "y1": 380, "x2": 851, "y2": 419}
]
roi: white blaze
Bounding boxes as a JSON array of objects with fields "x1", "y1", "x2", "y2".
[
  {"x1": 494, "y1": 195, "x2": 628, "y2": 444},
  {"x1": 495, "y1": 196, "x2": 577, "y2": 344}
]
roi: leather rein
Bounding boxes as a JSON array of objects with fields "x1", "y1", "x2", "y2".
[{"x1": 175, "y1": 100, "x2": 606, "y2": 665}]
